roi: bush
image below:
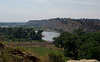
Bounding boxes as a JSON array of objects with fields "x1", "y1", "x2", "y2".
[{"x1": 48, "y1": 52, "x2": 65, "y2": 62}]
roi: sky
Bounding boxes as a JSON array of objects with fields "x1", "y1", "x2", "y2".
[{"x1": 0, "y1": 0, "x2": 100, "y2": 22}]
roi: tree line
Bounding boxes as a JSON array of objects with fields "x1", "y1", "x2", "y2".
[
  {"x1": 53, "y1": 29, "x2": 100, "y2": 60},
  {"x1": 0, "y1": 27, "x2": 43, "y2": 42}
]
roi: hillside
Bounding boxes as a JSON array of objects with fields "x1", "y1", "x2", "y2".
[
  {"x1": 0, "y1": 42, "x2": 39, "y2": 62},
  {"x1": 0, "y1": 22, "x2": 25, "y2": 27},
  {"x1": 26, "y1": 18, "x2": 100, "y2": 32},
  {"x1": 0, "y1": 42, "x2": 66, "y2": 62}
]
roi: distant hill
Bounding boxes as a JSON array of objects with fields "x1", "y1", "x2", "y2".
[
  {"x1": 0, "y1": 22, "x2": 26, "y2": 27},
  {"x1": 26, "y1": 18, "x2": 100, "y2": 32}
]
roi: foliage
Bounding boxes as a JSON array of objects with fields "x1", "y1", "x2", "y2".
[
  {"x1": 53, "y1": 29, "x2": 100, "y2": 60},
  {"x1": 24, "y1": 47, "x2": 62, "y2": 57},
  {"x1": 48, "y1": 52, "x2": 65, "y2": 62},
  {"x1": 0, "y1": 27, "x2": 43, "y2": 42},
  {"x1": 24, "y1": 47, "x2": 66, "y2": 62}
]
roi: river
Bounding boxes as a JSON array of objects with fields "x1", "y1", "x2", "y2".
[{"x1": 42, "y1": 31, "x2": 60, "y2": 42}]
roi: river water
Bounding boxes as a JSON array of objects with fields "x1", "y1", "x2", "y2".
[{"x1": 42, "y1": 31, "x2": 60, "y2": 42}]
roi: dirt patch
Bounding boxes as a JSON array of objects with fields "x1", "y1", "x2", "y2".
[
  {"x1": 7, "y1": 42, "x2": 53, "y2": 47},
  {"x1": 6, "y1": 42, "x2": 64, "y2": 51}
]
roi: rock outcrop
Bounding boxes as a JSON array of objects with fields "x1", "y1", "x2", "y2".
[
  {"x1": 67, "y1": 59, "x2": 100, "y2": 62},
  {"x1": 0, "y1": 42, "x2": 39, "y2": 62}
]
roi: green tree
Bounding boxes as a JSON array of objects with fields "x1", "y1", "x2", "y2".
[
  {"x1": 36, "y1": 30, "x2": 43, "y2": 40},
  {"x1": 54, "y1": 30, "x2": 100, "y2": 60},
  {"x1": 28, "y1": 29, "x2": 36, "y2": 40}
]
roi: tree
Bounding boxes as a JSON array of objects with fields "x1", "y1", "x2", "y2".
[
  {"x1": 28, "y1": 30, "x2": 36, "y2": 40},
  {"x1": 53, "y1": 31, "x2": 100, "y2": 60},
  {"x1": 53, "y1": 31, "x2": 71, "y2": 48},
  {"x1": 36, "y1": 30, "x2": 43, "y2": 40},
  {"x1": 0, "y1": 27, "x2": 44, "y2": 42}
]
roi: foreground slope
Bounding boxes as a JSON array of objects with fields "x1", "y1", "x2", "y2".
[{"x1": 0, "y1": 42, "x2": 39, "y2": 62}]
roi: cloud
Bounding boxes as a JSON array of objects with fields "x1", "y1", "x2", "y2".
[
  {"x1": 8, "y1": 0, "x2": 50, "y2": 4},
  {"x1": 52, "y1": 0, "x2": 100, "y2": 7},
  {"x1": 1, "y1": 0, "x2": 100, "y2": 6},
  {"x1": 0, "y1": 0, "x2": 100, "y2": 22}
]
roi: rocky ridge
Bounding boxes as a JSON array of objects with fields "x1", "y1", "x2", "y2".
[{"x1": 26, "y1": 18, "x2": 100, "y2": 32}]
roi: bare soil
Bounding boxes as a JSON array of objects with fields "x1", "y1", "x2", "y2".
[
  {"x1": 6, "y1": 42, "x2": 64, "y2": 51},
  {"x1": 7, "y1": 42, "x2": 53, "y2": 47}
]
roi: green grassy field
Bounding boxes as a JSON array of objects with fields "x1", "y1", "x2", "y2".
[{"x1": 24, "y1": 47, "x2": 63, "y2": 57}]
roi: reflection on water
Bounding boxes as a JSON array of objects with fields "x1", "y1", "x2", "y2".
[{"x1": 42, "y1": 31, "x2": 60, "y2": 42}]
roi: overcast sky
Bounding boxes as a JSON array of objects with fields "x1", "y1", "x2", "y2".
[{"x1": 0, "y1": 0, "x2": 100, "y2": 22}]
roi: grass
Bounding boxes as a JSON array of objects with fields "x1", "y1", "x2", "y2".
[
  {"x1": 0, "y1": 52, "x2": 13, "y2": 62},
  {"x1": 24, "y1": 47, "x2": 63, "y2": 57},
  {"x1": 0, "y1": 42, "x2": 68, "y2": 62},
  {"x1": 24, "y1": 47, "x2": 66, "y2": 62}
]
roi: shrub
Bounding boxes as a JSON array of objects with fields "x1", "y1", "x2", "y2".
[{"x1": 48, "y1": 52, "x2": 65, "y2": 62}]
